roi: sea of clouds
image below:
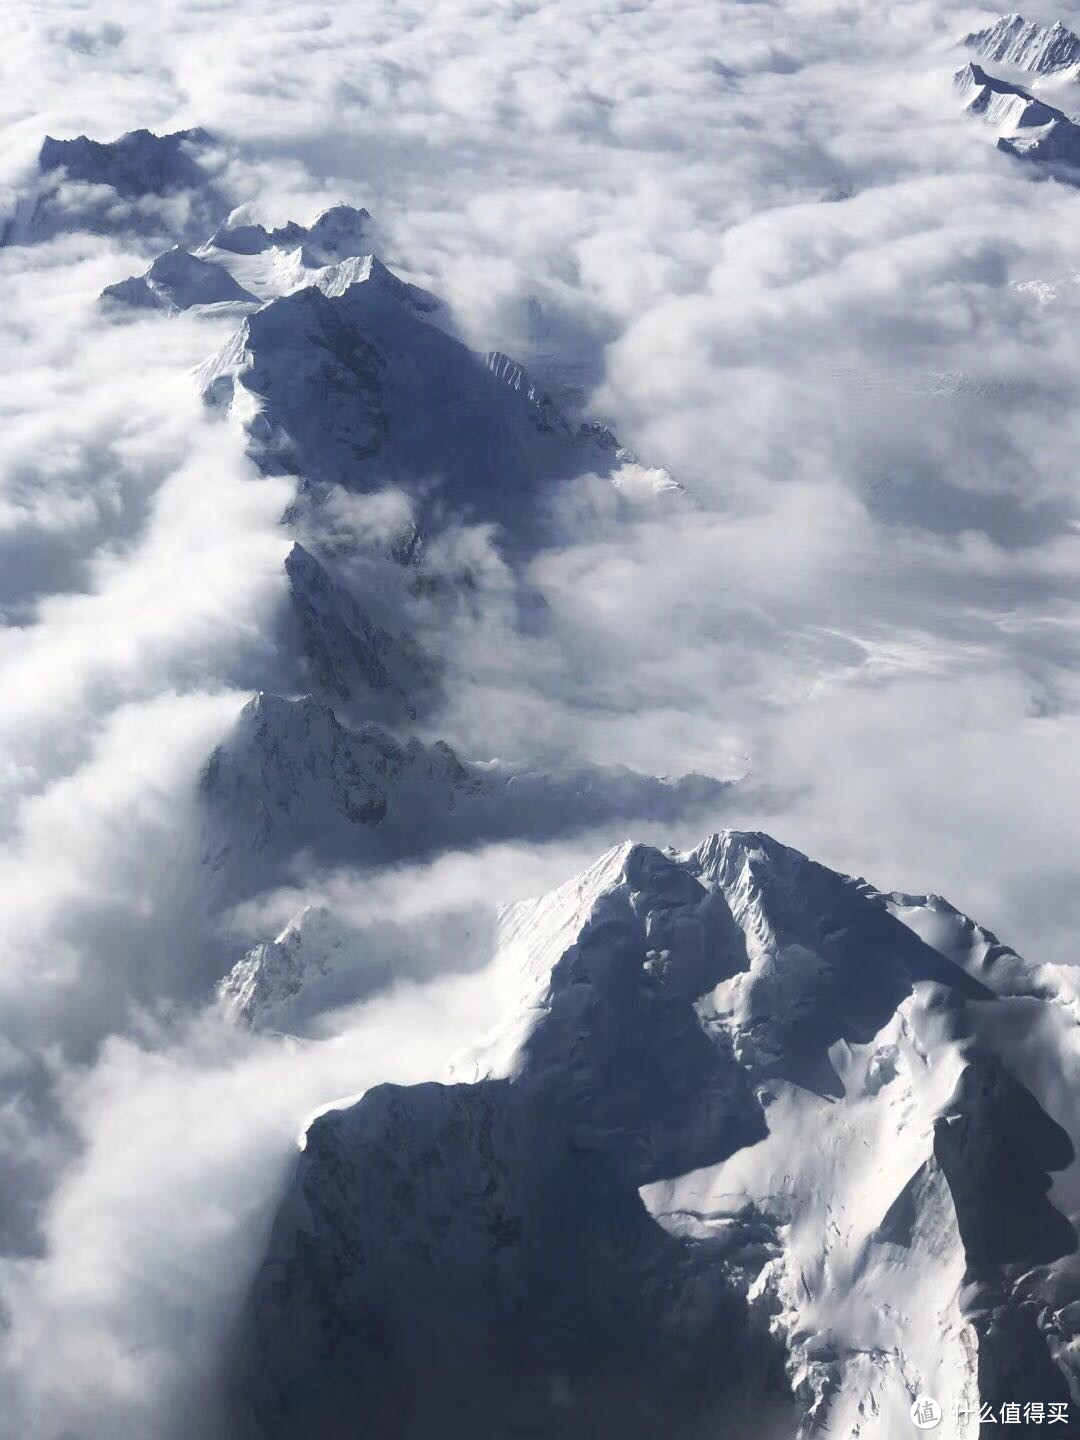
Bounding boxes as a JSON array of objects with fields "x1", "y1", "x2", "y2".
[{"x1": 2, "y1": 0, "x2": 1079, "y2": 1435}]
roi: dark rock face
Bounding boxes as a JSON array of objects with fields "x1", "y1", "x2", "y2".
[
  {"x1": 239, "y1": 1082, "x2": 793, "y2": 1440},
  {"x1": 233, "y1": 849, "x2": 792, "y2": 1440},
  {"x1": 199, "y1": 276, "x2": 622, "y2": 544},
  {"x1": 229, "y1": 834, "x2": 1080, "y2": 1438},
  {"x1": 282, "y1": 541, "x2": 437, "y2": 725},
  {"x1": 38, "y1": 127, "x2": 213, "y2": 196},
  {"x1": 935, "y1": 1052, "x2": 1075, "y2": 1277},
  {"x1": 973, "y1": 1298, "x2": 1075, "y2": 1430},
  {"x1": 7, "y1": 127, "x2": 226, "y2": 245}
]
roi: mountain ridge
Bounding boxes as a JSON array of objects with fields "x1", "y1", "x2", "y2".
[{"x1": 234, "y1": 829, "x2": 1080, "y2": 1437}]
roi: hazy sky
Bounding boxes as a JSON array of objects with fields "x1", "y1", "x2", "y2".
[{"x1": 1, "y1": 0, "x2": 1079, "y2": 1435}]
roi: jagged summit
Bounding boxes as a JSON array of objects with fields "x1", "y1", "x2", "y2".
[
  {"x1": 95, "y1": 202, "x2": 388, "y2": 316},
  {"x1": 459, "y1": 829, "x2": 994, "y2": 1097},
  {"x1": 4, "y1": 125, "x2": 225, "y2": 245},
  {"x1": 197, "y1": 262, "x2": 624, "y2": 539},
  {"x1": 235, "y1": 830, "x2": 1079, "y2": 1438},
  {"x1": 217, "y1": 905, "x2": 358, "y2": 1028},
  {"x1": 956, "y1": 60, "x2": 1059, "y2": 121},
  {"x1": 955, "y1": 61, "x2": 1080, "y2": 171},
  {"x1": 199, "y1": 691, "x2": 730, "y2": 893},
  {"x1": 195, "y1": 203, "x2": 389, "y2": 304},
  {"x1": 100, "y1": 245, "x2": 258, "y2": 313},
  {"x1": 964, "y1": 13, "x2": 1080, "y2": 79},
  {"x1": 235, "y1": 834, "x2": 787, "y2": 1440},
  {"x1": 292, "y1": 251, "x2": 443, "y2": 313},
  {"x1": 97, "y1": 206, "x2": 415, "y2": 325},
  {"x1": 205, "y1": 201, "x2": 374, "y2": 264},
  {"x1": 38, "y1": 125, "x2": 213, "y2": 195},
  {"x1": 271, "y1": 202, "x2": 376, "y2": 267},
  {"x1": 200, "y1": 692, "x2": 475, "y2": 868}
]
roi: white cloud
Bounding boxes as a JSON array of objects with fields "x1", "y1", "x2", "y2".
[{"x1": 1, "y1": 0, "x2": 1079, "y2": 1432}]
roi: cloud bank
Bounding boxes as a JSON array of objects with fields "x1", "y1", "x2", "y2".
[{"x1": 1, "y1": 0, "x2": 1079, "y2": 1435}]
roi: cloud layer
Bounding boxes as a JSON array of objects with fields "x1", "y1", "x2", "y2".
[{"x1": 2, "y1": 0, "x2": 1080, "y2": 1435}]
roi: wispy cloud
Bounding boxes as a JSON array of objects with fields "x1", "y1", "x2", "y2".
[{"x1": 1, "y1": 0, "x2": 1079, "y2": 1432}]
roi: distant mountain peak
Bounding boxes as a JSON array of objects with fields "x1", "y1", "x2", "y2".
[
  {"x1": 205, "y1": 201, "x2": 374, "y2": 264},
  {"x1": 4, "y1": 125, "x2": 225, "y2": 245},
  {"x1": 101, "y1": 245, "x2": 258, "y2": 313},
  {"x1": 217, "y1": 904, "x2": 345, "y2": 1027},
  {"x1": 964, "y1": 13, "x2": 1080, "y2": 78},
  {"x1": 199, "y1": 691, "x2": 730, "y2": 895},
  {"x1": 38, "y1": 125, "x2": 214, "y2": 195}
]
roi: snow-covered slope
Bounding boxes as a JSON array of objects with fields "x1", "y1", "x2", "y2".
[
  {"x1": 964, "y1": 13, "x2": 1080, "y2": 81},
  {"x1": 194, "y1": 204, "x2": 414, "y2": 307},
  {"x1": 84, "y1": 191, "x2": 666, "y2": 540},
  {"x1": 642, "y1": 833, "x2": 1077, "y2": 1434},
  {"x1": 197, "y1": 260, "x2": 622, "y2": 540},
  {"x1": 956, "y1": 60, "x2": 1062, "y2": 129},
  {"x1": 199, "y1": 693, "x2": 730, "y2": 894},
  {"x1": 101, "y1": 246, "x2": 258, "y2": 313},
  {"x1": 206, "y1": 202, "x2": 374, "y2": 264},
  {"x1": 234, "y1": 831, "x2": 1080, "y2": 1439},
  {"x1": 218, "y1": 905, "x2": 378, "y2": 1030},
  {"x1": 956, "y1": 61, "x2": 1080, "y2": 170},
  {"x1": 96, "y1": 200, "x2": 433, "y2": 316}
]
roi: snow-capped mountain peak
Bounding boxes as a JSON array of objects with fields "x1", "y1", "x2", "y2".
[
  {"x1": 273, "y1": 202, "x2": 376, "y2": 267},
  {"x1": 205, "y1": 202, "x2": 374, "y2": 264},
  {"x1": 955, "y1": 60, "x2": 1060, "y2": 128},
  {"x1": 101, "y1": 245, "x2": 259, "y2": 313},
  {"x1": 199, "y1": 690, "x2": 730, "y2": 897},
  {"x1": 195, "y1": 260, "x2": 627, "y2": 539},
  {"x1": 955, "y1": 60, "x2": 1080, "y2": 170},
  {"x1": 195, "y1": 202, "x2": 379, "y2": 300},
  {"x1": 235, "y1": 830, "x2": 1079, "y2": 1438},
  {"x1": 964, "y1": 13, "x2": 1080, "y2": 80},
  {"x1": 218, "y1": 905, "x2": 353, "y2": 1028}
]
